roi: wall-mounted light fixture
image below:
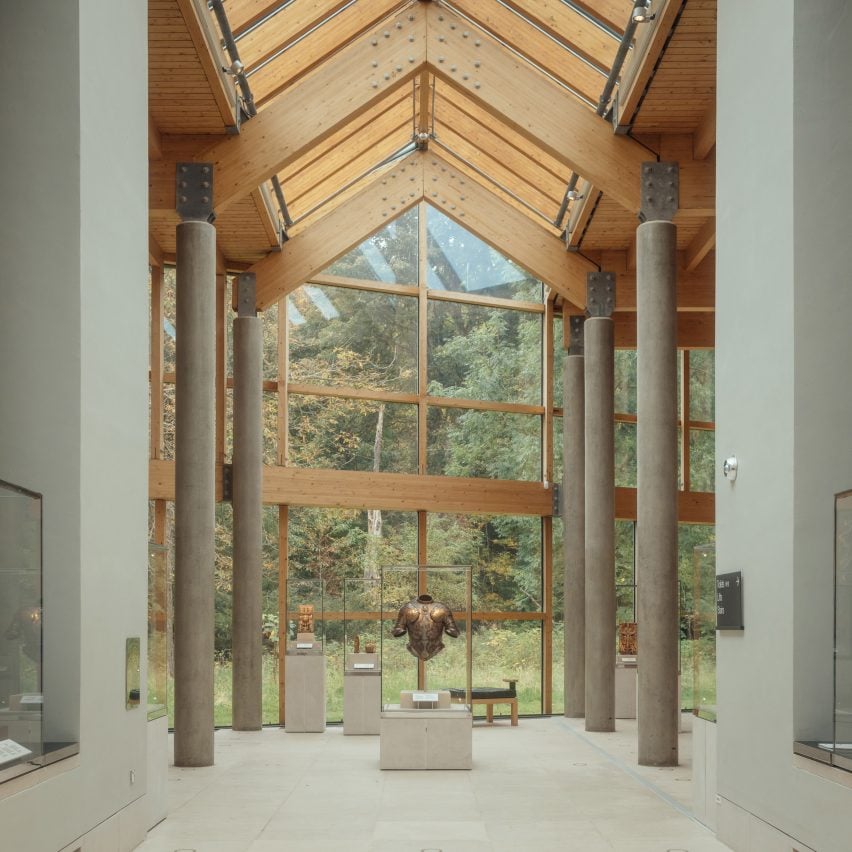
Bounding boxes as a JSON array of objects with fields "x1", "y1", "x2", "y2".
[
  {"x1": 723, "y1": 455, "x2": 738, "y2": 482},
  {"x1": 632, "y1": 0, "x2": 655, "y2": 23}
]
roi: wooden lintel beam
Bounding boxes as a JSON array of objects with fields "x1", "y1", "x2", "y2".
[
  {"x1": 253, "y1": 152, "x2": 424, "y2": 309},
  {"x1": 424, "y1": 153, "x2": 593, "y2": 307},
  {"x1": 615, "y1": 487, "x2": 715, "y2": 524},
  {"x1": 613, "y1": 311, "x2": 715, "y2": 349},
  {"x1": 693, "y1": 103, "x2": 716, "y2": 161},
  {"x1": 684, "y1": 219, "x2": 716, "y2": 273},
  {"x1": 595, "y1": 249, "x2": 714, "y2": 311},
  {"x1": 149, "y1": 5, "x2": 426, "y2": 215},
  {"x1": 148, "y1": 459, "x2": 713, "y2": 523},
  {"x1": 149, "y1": 459, "x2": 554, "y2": 515},
  {"x1": 425, "y1": 4, "x2": 646, "y2": 213},
  {"x1": 615, "y1": 0, "x2": 683, "y2": 131}
]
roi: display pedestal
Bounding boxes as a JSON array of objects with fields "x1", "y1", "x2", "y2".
[
  {"x1": 343, "y1": 671, "x2": 380, "y2": 735},
  {"x1": 284, "y1": 652, "x2": 326, "y2": 732},
  {"x1": 380, "y1": 706, "x2": 472, "y2": 769},
  {"x1": 615, "y1": 655, "x2": 637, "y2": 719}
]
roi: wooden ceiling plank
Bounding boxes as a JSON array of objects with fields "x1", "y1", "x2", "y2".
[
  {"x1": 425, "y1": 4, "x2": 645, "y2": 213},
  {"x1": 615, "y1": 0, "x2": 684, "y2": 130},
  {"x1": 248, "y1": 0, "x2": 404, "y2": 106},
  {"x1": 253, "y1": 152, "x2": 425, "y2": 308},
  {"x1": 175, "y1": 0, "x2": 238, "y2": 127},
  {"x1": 446, "y1": 0, "x2": 607, "y2": 101},
  {"x1": 150, "y1": 5, "x2": 427, "y2": 214},
  {"x1": 423, "y1": 153, "x2": 593, "y2": 308}
]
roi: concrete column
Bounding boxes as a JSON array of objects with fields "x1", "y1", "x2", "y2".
[
  {"x1": 232, "y1": 273, "x2": 264, "y2": 731},
  {"x1": 174, "y1": 218, "x2": 216, "y2": 766},
  {"x1": 636, "y1": 218, "x2": 679, "y2": 766},
  {"x1": 563, "y1": 316, "x2": 585, "y2": 718},
  {"x1": 584, "y1": 273, "x2": 616, "y2": 732}
]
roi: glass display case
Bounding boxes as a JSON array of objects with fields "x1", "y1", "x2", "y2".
[
  {"x1": 380, "y1": 565, "x2": 472, "y2": 710},
  {"x1": 795, "y1": 491, "x2": 852, "y2": 768},
  {"x1": 834, "y1": 491, "x2": 852, "y2": 768},
  {"x1": 690, "y1": 543, "x2": 717, "y2": 722},
  {"x1": 147, "y1": 543, "x2": 168, "y2": 720},
  {"x1": 344, "y1": 577, "x2": 381, "y2": 673},
  {"x1": 286, "y1": 578, "x2": 324, "y2": 654},
  {"x1": 0, "y1": 480, "x2": 44, "y2": 783}
]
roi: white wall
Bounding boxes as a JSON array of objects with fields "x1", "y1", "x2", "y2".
[
  {"x1": 716, "y1": 2, "x2": 852, "y2": 850},
  {"x1": 0, "y1": 1, "x2": 151, "y2": 849}
]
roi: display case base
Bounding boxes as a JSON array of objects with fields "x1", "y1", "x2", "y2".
[
  {"x1": 380, "y1": 706, "x2": 472, "y2": 769},
  {"x1": 343, "y1": 671, "x2": 380, "y2": 735},
  {"x1": 284, "y1": 653, "x2": 326, "y2": 733}
]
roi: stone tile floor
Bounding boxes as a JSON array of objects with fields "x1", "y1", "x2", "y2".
[{"x1": 137, "y1": 716, "x2": 730, "y2": 852}]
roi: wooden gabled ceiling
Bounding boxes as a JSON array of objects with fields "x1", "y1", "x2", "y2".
[{"x1": 148, "y1": 0, "x2": 716, "y2": 308}]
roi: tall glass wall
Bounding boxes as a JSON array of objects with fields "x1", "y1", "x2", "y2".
[{"x1": 148, "y1": 204, "x2": 715, "y2": 725}]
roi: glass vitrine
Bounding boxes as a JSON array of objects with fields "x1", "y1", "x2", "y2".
[
  {"x1": 343, "y1": 577, "x2": 381, "y2": 673},
  {"x1": 834, "y1": 491, "x2": 852, "y2": 766},
  {"x1": 690, "y1": 542, "x2": 717, "y2": 722},
  {"x1": 0, "y1": 480, "x2": 44, "y2": 782},
  {"x1": 381, "y1": 565, "x2": 472, "y2": 710},
  {"x1": 286, "y1": 578, "x2": 324, "y2": 653},
  {"x1": 147, "y1": 543, "x2": 168, "y2": 720}
]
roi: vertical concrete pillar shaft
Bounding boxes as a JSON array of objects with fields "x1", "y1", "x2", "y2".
[
  {"x1": 584, "y1": 317, "x2": 615, "y2": 731},
  {"x1": 563, "y1": 353, "x2": 585, "y2": 718},
  {"x1": 636, "y1": 220, "x2": 679, "y2": 766},
  {"x1": 232, "y1": 315, "x2": 263, "y2": 731},
  {"x1": 174, "y1": 220, "x2": 216, "y2": 766}
]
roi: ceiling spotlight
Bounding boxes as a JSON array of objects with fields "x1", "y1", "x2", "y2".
[
  {"x1": 632, "y1": 0, "x2": 655, "y2": 23},
  {"x1": 228, "y1": 59, "x2": 244, "y2": 76},
  {"x1": 566, "y1": 189, "x2": 584, "y2": 202}
]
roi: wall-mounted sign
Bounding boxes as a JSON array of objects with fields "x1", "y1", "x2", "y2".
[{"x1": 716, "y1": 571, "x2": 744, "y2": 630}]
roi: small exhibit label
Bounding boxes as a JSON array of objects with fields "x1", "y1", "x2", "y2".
[
  {"x1": 0, "y1": 739, "x2": 32, "y2": 766},
  {"x1": 353, "y1": 663, "x2": 375, "y2": 669},
  {"x1": 295, "y1": 643, "x2": 314, "y2": 649},
  {"x1": 20, "y1": 694, "x2": 43, "y2": 704},
  {"x1": 413, "y1": 692, "x2": 439, "y2": 703}
]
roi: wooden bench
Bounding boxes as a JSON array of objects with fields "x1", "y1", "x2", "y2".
[{"x1": 449, "y1": 678, "x2": 519, "y2": 726}]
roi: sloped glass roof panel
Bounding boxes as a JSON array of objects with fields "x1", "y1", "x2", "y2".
[
  {"x1": 425, "y1": 206, "x2": 542, "y2": 302},
  {"x1": 325, "y1": 207, "x2": 419, "y2": 284}
]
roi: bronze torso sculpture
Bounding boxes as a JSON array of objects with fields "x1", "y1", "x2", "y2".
[{"x1": 392, "y1": 594, "x2": 460, "y2": 661}]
